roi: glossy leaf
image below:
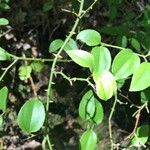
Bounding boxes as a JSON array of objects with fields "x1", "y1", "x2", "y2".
[
  {"x1": 0, "y1": 18, "x2": 9, "y2": 25},
  {"x1": 49, "y1": 39, "x2": 63, "y2": 53},
  {"x1": 64, "y1": 38, "x2": 78, "y2": 51},
  {"x1": 77, "y1": 29, "x2": 101, "y2": 46},
  {"x1": 18, "y1": 98, "x2": 45, "y2": 133},
  {"x1": 0, "y1": 86, "x2": 8, "y2": 112},
  {"x1": 130, "y1": 62, "x2": 150, "y2": 91},
  {"x1": 79, "y1": 90, "x2": 95, "y2": 120},
  {"x1": 131, "y1": 125, "x2": 149, "y2": 147},
  {"x1": 66, "y1": 50, "x2": 93, "y2": 69},
  {"x1": 0, "y1": 47, "x2": 10, "y2": 61},
  {"x1": 91, "y1": 46, "x2": 111, "y2": 74},
  {"x1": 95, "y1": 70, "x2": 117, "y2": 100},
  {"x1": 31, "y1": 61, "x2": 44, "y2": 73},
  {"x1": 131, "y1": 38, "x2": 141, "y2": 52},
  {"x1": 80, "y1": 130, "x2": 97, "y2": 150},
  {"x1": 112, "y1": 49, "x2": 140, "y2": 80},
  {"x1": 18, "y1": 65, "x2": 32, "y2": 80}
]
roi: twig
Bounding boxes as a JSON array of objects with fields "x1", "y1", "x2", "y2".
[
  {"x1": 125, "y1": 102, "x2": 148, "y2": 140},
  {"x1": 45, "y1": 0, "x2": 98, "y2": 149},
  {"x1": 0, "y1": 59, "x2": 18, "y2": 82},
  {"x1": 108, "y1": 94, "x2": 118, "y2": 150}
]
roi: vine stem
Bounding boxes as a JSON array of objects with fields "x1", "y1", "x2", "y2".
[
  {"x1": 44, "y1": 0, "x2": 85, "y2": 149},
  {"x1": 108, "y1": 94, "x2": 118, "y2": 150}
]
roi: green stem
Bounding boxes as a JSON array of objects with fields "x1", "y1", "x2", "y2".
[
  {"x1": 11, "y1": 55, "x2": 72, "y2": 63},
  {"x1": 108, "y1": 94, "x2": 118, "y2": 150},
  {"x1": 45, "y1": 0, "x2": 86, "y2": 149},
  {"x1": 101, "y1": 42, "x2": 125, "y2": 50},
  {"x1": 0, "y1": 59, "x2": 18, "y2": 82}
]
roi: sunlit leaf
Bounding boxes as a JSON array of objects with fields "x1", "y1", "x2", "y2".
[
  {"x1": 0, "y1": 18, "x2": 9, "y2": 25},
  {"x1": 17, "y1": 98, "x2": 45, "y2": 133},
  {"x1": 112, "y1": 49, "x2": 140, "y2": 80},
  {"x1": 77, "y1": 29, "x2": 101, "y2": 46},
  {"x1": 130, "y1": 62, "x2": 150, "y2": 91},
  {"x1": 91, "y1": 46, "x2": 111, "y2": 74},
  {"x1": 94, "y1": 70, "x2": 117, "y2": 100},
  {"x1": 80, "y1": 130, "x2": 97, "y2": 150},
  {"x1": 131, "y1": 125, "x2": 149, "y2": 147},
  {"x1": 64, "y1": 38, "x2": 78, "y2": 51},
  {"x1": 66, "y1": 50, "x2": 93, "y2": 69},
  {"x1": 0, "y1": 86, "x2": 8, "y2": 112},
  {"x1": 18, "y1": 65, "x2": 32, "y2": 80},
  {"x1": 49, "y1": 39, "x2": 63, "y2": 53}
]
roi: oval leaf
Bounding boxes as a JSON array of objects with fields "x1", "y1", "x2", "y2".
[
  {"x1": 31, "y1": 61, "x2": 44, "y2": 73},
  {"x1": 79, "y1": 90, "x2": 95, "y2": 120},
  {"x1": 0, "y1": 18, "x2": 9, "y2": 26},
  {"x1": 112, "y1": 49, "x2": 140, "y2": 80},
  {"x1": 0, "y1": 47, "x2": 10, "y2": 61},
  {"x1": 0, "y1": 115, "x2": 3, "y2": 127},
  {"x1": 91, "y1": 100, "x2": 104, "y2": 125},
  {"x1": 49, "y1": 39, "x2": 63, "y2": 53},
  {"x1": 91, "y1": 46, "x2": 111, "y2": 74},
  {"x1": 131, "y1": 38, "x2": 141, "y2": 52},
  {"x1": 17, "y1": 98, "x2": 45, "y2": 133},
  {"x1": 130, "y1": 62, "x2": 150, "y2": 91},
  {"x1": 0, "y1": 86, "x2": 8, "y2": 112},
  {"x1": 64, "y1": 38, "x2": 78, "y2": 51},
  {"x1": 95, "y1": 70, "x2": 117, "y2": 100},
  {"x1": 131, "y1": 125, "x2": 149, "y2": 147},
  {"x1": 77, "y1": 29, "x2": 101, "y2": 46},
  {"x1": 66, "y1": 50, "x2": 93, "y2": 69},
  {"x1": 80, "y1": 130, "x2": 97, "y2": 150}
]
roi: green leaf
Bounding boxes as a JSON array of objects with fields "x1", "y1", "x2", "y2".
[
  {"x1": 112, "y1": 49, "x2": 140, "y2": 80},
  {"x1": 66, "y1": 50, "x2": 93, "y2": 69},
  {"x1": 79, "y1": 90, "x2": 104, "y2": 125},
  {"x1": 0, "y1": 86, "x2": 8, "y2": 112},
  {"x1": 91, "y1": 46, "x2": 111, "y2": 74},
  {"x1": 131, "y1": 125, "x2": 149, "y2": 147},
  {"x1": 80, "y1": 130, "x2": 97, "y2": 150},
  {"x1": 49, "y1": 39, "x2": 63, "y2": 53},
  {"x1": 0, "y1": 47, "x2": 10, "y2": 61},
  {"x1": 17, "y1": 98, "x2": 45, "y2": 133},
  {"x1": 130, "y1": 62, "x2": 150, "y2": 91},
  {"x1": 95, "y1": 70, "x2": 117, "y2": 101},
  {"x1": 43, "y1": 1, "x2": 53, "y2": 12},
  {"x1": 31, "y1": 61, "x2": 44, "y2": 73},
  {"x1": 0, "y1": 3, "x2": 10, "y2": 10},
  {"x1": 18, "y1": 65, "x2": 32, "y2": 81},
  {"x1": 0, "y1": 18, "x2": 9, "y2": 26},
  {"x1": 77, "y1": 29, "x2": 101, "y2": 46},
  {"x1": 64, "y1": 38, "x2": 78, "y2": 51},
  {"x1": 117, "y1": 35, "x2": 127, "y2": 48},
  {"x1": 0, "y1": 115, "x2": 3, "y2": 127},
  {"x1": 91, "y1": 100, "x2": 104, "y2": 125},
  {"x1": 131, "y1": 38, "x2": 141, "y2": 52},
  {"x1": 141, "y1": 87, "x2": 150, "y2": 104},
  {"x1": 79, "y1": 90, "x2": 95, "y2": 120}
]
